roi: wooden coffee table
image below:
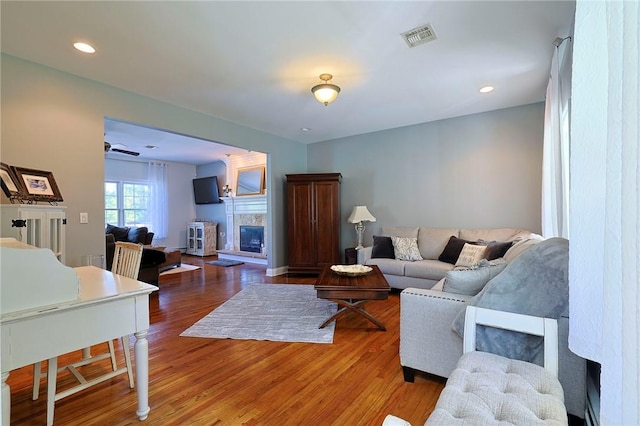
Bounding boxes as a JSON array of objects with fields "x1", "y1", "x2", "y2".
[{"x1": 315, "y1": 265, "x2": 390, "y2": 331}]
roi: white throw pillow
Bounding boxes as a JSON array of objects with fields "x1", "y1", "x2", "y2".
[
  {"x1": 455, "y1": 243, "x2": 487, "y2": 267},
  {"x1": 391, "y1": 236, "x2": 423, "y2": 261}
]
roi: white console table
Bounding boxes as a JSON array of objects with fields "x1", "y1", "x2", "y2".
[{"x1": 1, "y1": 266, "x2": 158, "y2": 425}]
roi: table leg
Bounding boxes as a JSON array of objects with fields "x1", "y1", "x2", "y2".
[
  {"x1": 134, "y1": 329, "x2": 151, "y2": 421},
  {"x1": 2, "y1": 372, "x2": 10, "y2": 426},
  {"x1": 319, "y1": 299, "x2": 386, "y2": 331},
  {"x1": 46, "y1": 357, "x2": 57, "y2": 426}
]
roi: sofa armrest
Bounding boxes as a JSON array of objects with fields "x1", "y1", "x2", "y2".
[
  {"x1": 357, "y1": 246, "x2": 373, "y2": 264},
  {"x1": 400, "y1": 288, "x2": 472, "y2": 379}
]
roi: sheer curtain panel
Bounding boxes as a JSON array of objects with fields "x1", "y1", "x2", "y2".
[
  {"x1": 148, "y1": 161, "x2": 168, "y2": 241},
  {"x1": 569, "y1": 1, "x2": 640, "y2": 424},
  {"x1": 541, "y1": 36, "x2": 572, "y2": 238}
]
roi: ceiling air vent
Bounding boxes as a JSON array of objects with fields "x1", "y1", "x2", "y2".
[{"x1": 401, "y1": 23, "x2": 437, "y2": 48}]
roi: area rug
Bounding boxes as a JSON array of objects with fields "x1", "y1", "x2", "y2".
[
  {"x1": 159, "y1": 264, "x2": 201, "y2": 276},
  {"x1": 207, "y1": 259, "x2": 244, "y2": 267},
  {"x1": 180, "y1": 284, "x2": 337, "y2": 344}
]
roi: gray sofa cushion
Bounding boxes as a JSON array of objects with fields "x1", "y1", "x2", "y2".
[
  {"x1": 442, "y1": 263, "x2": 507, "y2": 296},
  {"x1": 365, "y1": 258, "x2": 406, "y2": 276},
  {"x1": 452, "y1": 237, "x2": 569, "y2": 363},
  {"x1": 418, "y1": 227, "x2": 460, "y2": 260},
  {"x1": 404, "y1": 260, "x2": 454, "y2": 281}
]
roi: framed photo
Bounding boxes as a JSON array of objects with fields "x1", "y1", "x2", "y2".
[
  {"x1": 0, "y1": 162, "x2": 27, "y2": 199},
  {"x1": 12, "y1": 166, "x2": 63, "y2": 202}
]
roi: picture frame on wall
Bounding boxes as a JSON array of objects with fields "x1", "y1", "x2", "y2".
[
  {"x1": 235, "y1": 166, "x2": 265, "y2": 196},
  {"x1": 12, "y1": 166, "x2": 64, "y2": 202},
  {"x1": 0, "y1": 162, "x2": 27, "y2": 200}
]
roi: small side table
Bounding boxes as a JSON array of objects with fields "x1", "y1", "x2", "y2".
[{"x1": 344, "y1": 247, "x2": 357, "y2": 265}]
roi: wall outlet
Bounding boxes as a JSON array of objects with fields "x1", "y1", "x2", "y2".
[{"x1": 80, "y1": 212, "x2": 88, "y2": 224}]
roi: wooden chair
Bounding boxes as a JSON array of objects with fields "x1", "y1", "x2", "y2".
[
  {"x1": 424, "y1": 306, "x2": 566, "y2": 425},
  {"x1": 32, "y1": 241, "x2": 143, "y2": 425},
  {"x1": 462, "y1": 305, "x2": 559, "y2": 375}
]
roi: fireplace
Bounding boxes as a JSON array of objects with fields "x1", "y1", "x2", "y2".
[{"x1": 239, "y1": 225, "x2": 264, "y2": 253}]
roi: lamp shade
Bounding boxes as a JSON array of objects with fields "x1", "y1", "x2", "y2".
[
  {"x1": 347, "y1": 206, "x2": 376, "y2": 223},
  {"x1": 311, "y1": 73, "x2": 341, "y2": 106}
]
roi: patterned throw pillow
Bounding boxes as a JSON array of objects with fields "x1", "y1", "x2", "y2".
[
  {"x1": 455, "y1": 243, "x2": 487, "y2": 267},
  {"x1": 391, "y1": 236, "x2": 423, "y2": 261}
]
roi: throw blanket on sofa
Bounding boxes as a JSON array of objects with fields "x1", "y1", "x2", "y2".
[{"x1": 453, "y1": 237, "x2": 569, "y2": 363}]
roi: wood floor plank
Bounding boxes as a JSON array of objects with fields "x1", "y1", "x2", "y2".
[{"x1": 6, "y1": 256, "x2": 443, "y2": 425}]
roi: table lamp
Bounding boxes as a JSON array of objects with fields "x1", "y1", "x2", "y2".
[{"x1": 347, "y1": 206, "x2": 376, "y2": 249}]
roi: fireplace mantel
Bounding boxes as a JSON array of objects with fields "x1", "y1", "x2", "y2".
[
  {"x1": 221, "y1": 195, "x2": 267, "y2": 215},
  {"x1": 219, "y1": 195, "x2": 267, "y2": 265}
]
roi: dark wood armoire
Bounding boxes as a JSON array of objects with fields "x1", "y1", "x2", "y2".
[{"x1": 286, "y1": 173, "x2": 342, "y2": 274}]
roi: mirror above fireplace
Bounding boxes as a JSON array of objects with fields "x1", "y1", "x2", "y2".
[{"x1": 236, "y1": 166, "x2": 265, "y2": 196}]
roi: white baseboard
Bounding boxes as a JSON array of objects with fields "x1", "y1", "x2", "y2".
[
  {"x1": 218, "y1": 252, "x2": 267, "y2": 266},
  {"x1": 267, "y1": 265, "x2": 288, "y2": 277}
]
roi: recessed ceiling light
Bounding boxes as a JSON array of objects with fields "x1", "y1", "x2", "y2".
[
  {"x1": 73, "y1": 42, "x2": 95, "y2": 53},
  {"x1": 479, "y1": 85, "x2": 495, "y2": 93},
  {"x1": 301, "y1": 128, "x2": 312, "y2": 132}
]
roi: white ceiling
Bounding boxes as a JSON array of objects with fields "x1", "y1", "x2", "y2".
[
  {"x1": 1, "y1": 1, "x2": 575, "y2": 164},
  {"x1": 103, "y1": 119, "x2": 249, "y2": 165}
]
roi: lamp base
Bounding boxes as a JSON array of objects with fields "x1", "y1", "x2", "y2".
[{"x1": 355, "y1": 222, "x2": 366, "y2": 250}]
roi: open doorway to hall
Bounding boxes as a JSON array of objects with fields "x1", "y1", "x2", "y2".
[{"x1": 103, "y1": 118, "x2": 269, "y2": 262}]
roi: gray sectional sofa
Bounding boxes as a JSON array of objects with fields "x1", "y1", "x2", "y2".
[
  {"x1": 357, "y1": 226, "x2": 533, "y2": 290},
  {"x1": 356, "y1": 226, "x2": 586, "y2": 418}
]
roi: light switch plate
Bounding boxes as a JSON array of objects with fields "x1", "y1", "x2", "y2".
[{"x1": 80, "y1": 212, "x2": 88, "y2": 224}]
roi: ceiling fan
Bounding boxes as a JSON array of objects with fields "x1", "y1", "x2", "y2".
[{"x1": 104, "y1": 140, "x2": 140, "y2": 156}]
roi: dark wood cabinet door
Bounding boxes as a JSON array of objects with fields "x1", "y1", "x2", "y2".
[
  {"x1": 313, "y1": 180, "x2": 340, "y2": 267},
  {"x1": 287, "y1": 181, "x2": 316, "y2": 268}
]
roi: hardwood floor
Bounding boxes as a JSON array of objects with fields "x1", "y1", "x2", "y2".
[{"x1": 7, "y1": 256, "x2": 444, "y2": 425}]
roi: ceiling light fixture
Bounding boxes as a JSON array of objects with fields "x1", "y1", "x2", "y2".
[
  {"x1": 479, "y1": 85, "x2": 495, "y2": 93},
  {"x1": 311, "y1": 74, "x2": 341, "y2": 106},
  {"x1": 73, "y1": 42, "x2": 95, "y2": 53}
]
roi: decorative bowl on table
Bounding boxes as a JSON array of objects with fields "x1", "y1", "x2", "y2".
[{"x1": 330, "y1": 264, "x2": 373, "y2": 277}]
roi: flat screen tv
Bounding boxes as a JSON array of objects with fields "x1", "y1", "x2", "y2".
[{"x1": 193, "y1": 176, "x2": 221, "y2": 204}]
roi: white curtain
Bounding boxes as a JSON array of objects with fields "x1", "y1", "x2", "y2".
[
  {"x1": 569, "y1": 1, "x2": 640, "y2": 424},
  {"x1": 148, "y1": 161, "x2": 168, "y2": 240},
  {"x1": 541, "y1": 37, "x2": 572, "y2": 238}
]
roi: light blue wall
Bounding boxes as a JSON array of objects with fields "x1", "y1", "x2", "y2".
[
  {"x1": 1, "y1": 53, "x2": 544, "y2": 269},
  {"x1": 308, "y1": 103, "x2": 544, "y2": 251},
  {"x1": 1, "y1": 54, "x2": 306, "y2": 268},
  {"x1": 195, "y1": 161, "x2": 227, "y2": 249}
]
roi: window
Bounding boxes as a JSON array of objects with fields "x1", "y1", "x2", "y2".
[{"x1": 104, "y1": 181, "x2": 151, "y2": 228}]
